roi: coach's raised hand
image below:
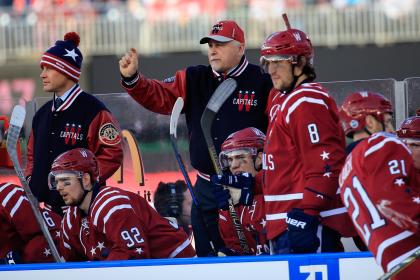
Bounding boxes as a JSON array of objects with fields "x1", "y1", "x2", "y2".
[{"x1": 119, "y1": 48, "x2": 139, "y2": 78}]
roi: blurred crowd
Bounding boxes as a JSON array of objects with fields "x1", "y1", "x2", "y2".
[{"x1": 0, "y1": 0, "x2": 418, "y2": 21}]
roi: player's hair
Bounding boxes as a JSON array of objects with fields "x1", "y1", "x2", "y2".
[{"x1": 301, "y1": 59, "x2": 316, "y2": 82}]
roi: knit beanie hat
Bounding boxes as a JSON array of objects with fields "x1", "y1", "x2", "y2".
[{"x1": 40, "y1": 32, "x2": 83, "y2": 82}]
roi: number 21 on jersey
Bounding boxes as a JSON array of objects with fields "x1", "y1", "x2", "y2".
[
  {"x1": 343, "y1": 176, "x2": 386, "y2": 245},
  {"x1": 388, "y1": 159, "x2": 407, "y2": 175}
]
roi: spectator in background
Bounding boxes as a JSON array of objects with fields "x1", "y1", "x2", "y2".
[
  {"x1": 332, "y1": 0, "x2": 369, "y2": 9},
  {"x1": 154, "y1": 180, "x2": 193, "y2": 235},
  {"x1": 0, "y1": 0, "x2": 12, "y2": 8}
]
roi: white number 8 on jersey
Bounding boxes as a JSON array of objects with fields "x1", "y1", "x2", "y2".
[{"x1": 307, "y1": 123, "x2": 320, "y2": 143}]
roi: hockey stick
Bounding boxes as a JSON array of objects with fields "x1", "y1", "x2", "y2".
[
  {"x1": 170, "y1": 97, "x2": 217, "y2": 255},
  {"x1": 378, "y1": 248, "x2": 420, "y2": 280},
  {"x1": 170, "y1": 97, "x2": 199, "y2": 207},
  {"x1": 6, "y1": 105, "x2": 63, "y2": 263},
  {"x1": 200, "y1": 78, "x2": 251, "y2": 255}
]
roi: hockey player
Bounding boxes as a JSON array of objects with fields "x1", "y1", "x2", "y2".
[
  {"x1": 339, "y1": 117, "x2": 420, "y2": 279},
  {"x1": 119, "y1": 20, "x2": 272, "y2": 256},
  {"x1": 339, "y1": 91, "x2": 394, "y2": 154},
  {"x1": 339, "y1": 91, "x2": 394, "y2": 251},
  {"x1": 211, "y1": 127, "x2": 268, "y2": 255},
  {"x1": 49, "y1": 148, "x2": 195, "y2": 261},
  {"x1": 26, "y1": 32, "x2": 123, "y2": 215},
  {"x1": 0, "y1": 182, "x2": 61, "y2": 264},
  {"x1": 258, "y1": 15, "x2": 352, "y2": 254}
]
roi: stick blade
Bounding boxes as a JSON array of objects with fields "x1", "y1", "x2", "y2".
[
  {"x1": 206, "y1": 78, "x2": 237, "y2": 113},
  {"x1": 10, "y1": 105, "x2": 26, "y2": 128},
  {"x1": 6, "y1": 105, "x2": 26, "y2": 155},
  {"x1": 170, "y1": 97, "x2": 184, "y2": 138}
]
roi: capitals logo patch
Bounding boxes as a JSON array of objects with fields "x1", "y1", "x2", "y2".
[
  {"x1": 60, "y1": 123, "x2": 83, "y2": 145},
  {"x1": 99, "y1": 123, "x2": 121, "y2": 145},
  {"x1": 233, "y1": 90, "x2": 258, "y2": 112}
]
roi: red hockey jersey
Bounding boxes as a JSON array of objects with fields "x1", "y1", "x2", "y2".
[
  {"x1": 339, "y1": 133, "x2": 420, "y2": 275},
  {"x1": 0, "y1": 182, "x2": 61, "y2": 263},
  {"x1": 60, "y1": 186, "x2": 196, "y2": 261},
  {"x1": 218, "y1": 194, "x2": 268, "y2": 255},
  {"x1": 262, "y1": 83, "x2": 352, "y2": 240}
]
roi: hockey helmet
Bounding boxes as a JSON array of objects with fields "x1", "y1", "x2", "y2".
[
  {"x1": 219, "y1": 127, "x2": 265, "y2": 169},
  {"x1": 397, "y1": 116, "x2": 420, "y2": 142},
  {"x1": 260, "y1": 14, "x2": 313, "y2": 66},
  {"x1": 340, "y1": 91, "x2": 393, "y2": 137},
  {"x1": 48, "y1": 148, "x2": 99, "y2": 190}
]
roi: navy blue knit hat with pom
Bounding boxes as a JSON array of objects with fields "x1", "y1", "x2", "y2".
[{"x1": 40, "y1": 32, "x2": 83, "y2": 82}]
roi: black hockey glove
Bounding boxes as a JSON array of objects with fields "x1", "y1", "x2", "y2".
[
  {"x1": 210, "y1": 173, "x2": 254, "y2": 206},
  {"x1": 286, "y1": 208, "x2": 320, "y2": 254},
  {"x1": 0, "y1": 251, "x2": 21, "y2": 265},
  {"x1": 211, "y1": 183, "x2": 230, "y2": 210}
]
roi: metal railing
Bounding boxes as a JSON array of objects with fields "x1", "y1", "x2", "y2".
[{"x1": 1, "y1": 3, "x2": 420, "y2": 63}]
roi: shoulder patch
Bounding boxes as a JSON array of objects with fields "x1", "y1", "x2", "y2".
[
  {"x1": 163, "y1": 76, "x2": 175, "y2": 83},
  {"x1": 99, "y1": 123, "x2": 121, "y2": 145}
]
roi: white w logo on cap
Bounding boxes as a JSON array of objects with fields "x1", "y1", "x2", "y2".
[
  {"x1": 293, "y1": 32, "x2": 301, "y2": 41},
  {"x1": 251, "y1": 127, "x2": 264, "y2": 136},
  {"x1": 80, "y1": 150, "x2": 88, "y2": 157}
]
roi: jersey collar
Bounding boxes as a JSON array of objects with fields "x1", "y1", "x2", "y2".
[{"x1": 51, "y1": 84, "x2": 83, "y2": 112}]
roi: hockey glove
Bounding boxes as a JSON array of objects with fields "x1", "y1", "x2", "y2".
[
  {"x1": 211, "y1": 183, "x2": 230, "y2": 210},
  {"x1": 0, "y1": 251, "x2": 21, "y2": 265},
  {"x1": 210, "y1": 173, "x2": 254, "y2": 206},
  {"x1": 286, "y1": 208, "x2": 320, "y2": 254}
]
